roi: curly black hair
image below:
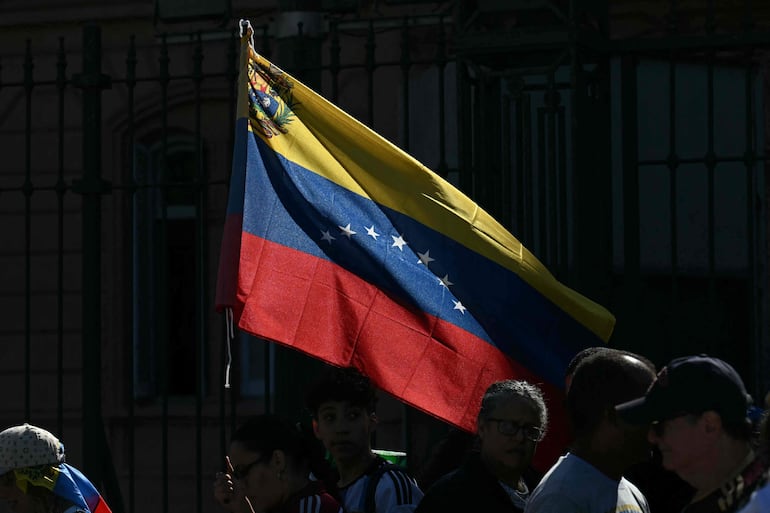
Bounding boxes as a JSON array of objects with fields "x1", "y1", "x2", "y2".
[{"x1": 304, "y1": 365, "x2": 378, "y2": 417}]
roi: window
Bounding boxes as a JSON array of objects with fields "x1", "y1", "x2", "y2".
[{"x1": 133, "y1": 136, "x2": 203, "y2": 398}]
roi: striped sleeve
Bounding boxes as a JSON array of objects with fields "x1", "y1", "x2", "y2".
[{"x1": 375, "y1": 468, "x2": 424, "y2": 513}]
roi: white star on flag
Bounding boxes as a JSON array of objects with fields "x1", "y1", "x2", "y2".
[
  {"x1": 391, "y1": 234, "x2": 408, "y2": 250},
  {"x1": 417, "y1": 250, "x2": 435, "y2": 265},
  {"x1": 320, "y1": 230, "x2": 335, "y2": 244},
  {"x1": 365, "y1": 226, "x2": 380, "y2": 240},
  {"x1": 452, "y1": 300, "x2": 467, "y2": 314},
  {"x1": 339, "y1": 223, "x2": 357, "y2": 238},
  {"x1": 438, "y1": 275, "x2": 454, "y2": 288}
]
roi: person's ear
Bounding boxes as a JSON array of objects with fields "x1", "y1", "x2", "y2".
[
  {"x1": 701, "y1": 411, "x2": 722, "y2": 437},
  {"x1": 312, "y1": 418, "x2": 320, "y2": 439}
]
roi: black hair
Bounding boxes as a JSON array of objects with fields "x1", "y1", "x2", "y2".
[
  {"x1": 567, "y1": 349, "x2": 656, "y2": 438},
  {"x1": 565, "y1": 346, "x2": 656, "y2": 382},
  {"x1": 231, "y1": 414, "x2": 333, "y2": 486},
  {"x1": 479, "y1": 380, "x2": 549, "y2": 436},
  {"x1": 565, "y1": 346, "x2": 611, "y2": 381},
  {"x1": 305, "y1": 366, "x2": 378, "y2": 416}
]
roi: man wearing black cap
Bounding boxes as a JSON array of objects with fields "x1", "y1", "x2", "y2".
[{"x1": 616, "y1": 355, "x2": 769, "y2": 513}]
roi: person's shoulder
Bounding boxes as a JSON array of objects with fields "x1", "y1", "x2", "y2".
[
  {"x1": 371, "y1": 462, "x2": 423, "y2": 512},
  {"x1": 524, "y1": 491, "x2": 580, "y2": 513},
  {"x1": 527, "y1": 457, "x2": 584, "y2": 512},
  {"x1": 373, "y1": 463, "x2": 422, "y2": 496},
  {"x1": 297, "y1": 491, "x2": 344, "y2": 513}
]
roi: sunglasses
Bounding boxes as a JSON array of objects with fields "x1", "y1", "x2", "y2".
[
  {"x1": 485, "y1": 418, "x2": 544, "y2": 442},
  {"x1": 231, "y1": 453, "x2": 270, "y2": 480}
]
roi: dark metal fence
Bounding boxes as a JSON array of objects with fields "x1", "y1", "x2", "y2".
[{"x1": 1, "y1": 2, "x2": 769, "y2": 513}]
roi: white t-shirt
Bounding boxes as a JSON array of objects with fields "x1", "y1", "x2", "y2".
[{"x1": 525, "y1": 453, "x2": 650, "y2": 513}]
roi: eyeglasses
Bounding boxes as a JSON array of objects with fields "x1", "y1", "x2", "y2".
[
  {"x1": 485, "y1": 418, "x2": 544, "y2": 442},
  {"x1": 232, "y1": 454, "x2": 270, "y2": 480}
]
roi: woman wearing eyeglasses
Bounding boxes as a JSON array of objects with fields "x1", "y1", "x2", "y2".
[
  {"x1": 213, "y1": 415, "x2": 343, "y2": 513},
  {"x1": 415, "y1": 380, "x2": 548, "y2": 513}
]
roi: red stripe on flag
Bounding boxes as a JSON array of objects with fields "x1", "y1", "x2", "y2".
[{"x1": 235, "y1": 232, "x2": 569, "y2": 470}]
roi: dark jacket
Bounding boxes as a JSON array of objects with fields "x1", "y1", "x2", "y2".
[{"x1": 415, "y1": 453, "x2": 527, "y2": 513}]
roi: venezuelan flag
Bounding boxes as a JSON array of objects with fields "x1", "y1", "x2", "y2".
[
  {"x1": 216, "y1": 22, "x2": 615, "y2": 468},
  {"x1": 18, "y1": 464, "x2": 112, "y2": 513}
]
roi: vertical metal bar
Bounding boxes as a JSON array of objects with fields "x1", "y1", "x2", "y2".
[
  {"x1": 547, "y1": 75, "x2": 558, "y2": 271},
  {"x1": 457, "y1": 62, "x2": 473, "y2": 196},
  {"x1": 621, "y1": 56, "x2": 641, "y2": 343},
  {"x1": 56, "y1": 36, "x2": 66, "y2": 437},
  {"x1": 400, "y1": 18, "x2": 411, "y2": 152},
  {"x1": 158, "y1": 32, "x2": 170, "y2": 513},
  {"x1": 330, "y1": 21, "x2": 340, "y2": 104},
  {"x1": 23, "y1": 39, "x2": 33, "y2": 422},
  {"x1": 477, "y1": 75, "x2": 488, "y2": 205},
  {"x1": 514, "y1": 92, "x2": 524, "y2": 238},
  {"x1": 436, "y1": 16, "x2": 447, "y2": 177},
  {"x1": 537, "y1": 105, "x2": 546, "y2": 260},
  {"x1": 192, "y1": 31, "x2": 208, "y2": 513},
  {"x1": 744, "y1": 50, "x2": 760, "y2": 396},
  {"x1": 79, "y1": 24, "x2": 105, "y2": 483},
  {"x1": 666, "y1": 0, "x2": 680, "y2": 313},
  {"x1": 668, "y1": 57, "x2": 679, "y2": 302},
  {"x1": 193, "y1": 31, "x2": 205, "y2": 513},
  {"x1": 501, "y1": 97, "x2": 512, "y2": 229},
  {"x1": 557, "y1": 104, "x2": 567, "y2": 279},
  {"x1": 366, "y1": 20, "x2": 375, "y2": 126},
  {"x1": 522, "y1": 94, "x2": 533, "y2": 246},
  {"x1": 125, "y1": 33, "x2": 137, "y2": 513},
  {"x1": 706, "y1": 51, "x2": 716, "y2": 312}
]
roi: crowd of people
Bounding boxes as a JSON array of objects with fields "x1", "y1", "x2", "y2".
[
  {"x1": 0, "y1": 351, "x2": 766, "y2": 513},
  {"x1": 211, "y1": 352, "x2": 769, "y2": 513}
]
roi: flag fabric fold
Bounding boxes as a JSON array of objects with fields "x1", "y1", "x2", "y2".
[
  {"x1": 14, "y1": 463, "x2": 111, "y2": 513},
  {"x1": 216, "y1": 24, "x2": 615, "y2": 468}
]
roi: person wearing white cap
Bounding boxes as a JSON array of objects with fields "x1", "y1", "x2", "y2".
[{"x1": 0, "y1": 424, "x2": 111, "y2": 513}]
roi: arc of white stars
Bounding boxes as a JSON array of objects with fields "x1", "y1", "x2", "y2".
[
  {"x1": 339, "y1": 223, "x2": 357, "y2": 239},
  {"x1": 365, "y1": 225, "x2": 380, "y2": 240},
  {"x1": 320, "y1": 230, "x2": 335, "y2": 244},
  {"x1": 438, "y1": 275, "x2": 454, "y2": 288},
  {"x1": 391, "y1": 234, "x2": 408, "y2": 250},
  {"x1": 453, "y1": 300, "x2": 467, "y2": 314},
  {"x1": 417, "y1": 250, "x2": 435, "y2": 266}
]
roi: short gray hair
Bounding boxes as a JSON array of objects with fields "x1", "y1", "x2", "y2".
[{"x1": 478, "y1": 380, "x2": 548, "y2": 434}]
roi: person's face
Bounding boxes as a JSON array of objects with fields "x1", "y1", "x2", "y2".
[
  {"x1": 313, "y1": 400, "x2": 376, "y2": 466},
  {"x1": 647, "y1": 414, "x2": 706, "y2": 479},
  {"x1": 615, "y1": 415, "x2": 653, "y2": 465},
  {"x1": 228, "y1": 441, "x2": 282, "y2": 513},
  {"x1": 477, "y1": 396, "x2": 542, "y2": 477},
  {"x1": 0, "y1": 472, "x2": 34, "y2": 513}
]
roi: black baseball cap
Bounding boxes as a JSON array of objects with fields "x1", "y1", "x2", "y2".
[{"x1": 615, "y1": 355, "x2": 752, "y2": 424}]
